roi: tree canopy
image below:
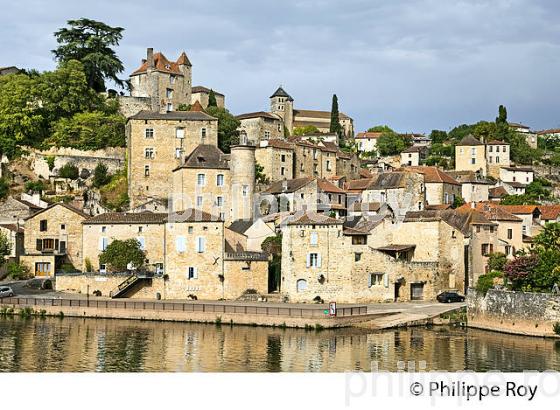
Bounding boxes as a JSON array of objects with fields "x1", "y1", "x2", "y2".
[
  {"x1": 367, "y1": 125, "x2": 394, "y2": 133},
  {"x1": 377, "y1": 132, "x2": 411, "y2": 156},
  {"x1": 52, "y1": 18, "x2": 125, "y2": 92},
  {"x1": 207, "y1": 89, "x2": 218, "y2": 107},
  {"x1": 329, "y1": 94, "x2": 343, "y2": 142},
  {"x1": 292, "y1": 125, "x2": 320, "y2": 136},
  {"x1": 205, "y1": 106, "x2": 240, "y2": 153},
  {"x1": 0, "y1": 231, "x2": 11, "y2": 266},
  {"x1": 99, "y1": 239, "x2": 145, "y2": 272}
]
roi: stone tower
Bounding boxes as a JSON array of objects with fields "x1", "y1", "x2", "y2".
[
  {"x1": 270, "y1": 86, "x2": 294, "y2": 134},
  {"x1": 229, "y1": 137, "x2": 256, "y2": 222}
]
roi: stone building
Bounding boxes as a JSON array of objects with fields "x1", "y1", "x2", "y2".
[
  {"x1": 447, "y1": 171, "x2": 491, "y2": 203},
  {"x1": 0, "y1": 223, "x2": 24, "y2": 264},
  {"x1": 191, "y1": 86, "x2": 225, "y2": 108},
  {"x1": 0, "y1": 196, "x2": 43, "y2": 225},
  {"x1": 355, "y1": 132, "x2": 382, "y2": 155},
  {"x1": 455, "y1": 135, "x2": 510, "y2": 178},
  {"x1": 171, "y1": 143, "x2": 256, "y2": 223},
  {"x1": 255, "y1": 139, "x2": 295, "y2": 182},
  {"x1": 499, "y1": 166, "x2": 534, "y2": 185},
  {"x1": 127, "y1": 109, "x2": 218, "y2": 208},
  {"x1": 236, "y1": 112, "x2": 283, "y2": 145},
  {"x1": 20, "y1": 203, "x2": 88, "y2": 276},
  {"x1": 405, "y1": 166, "x2": 461, "y2": 206},
  {"x1": 400, "y1": 145, "x2": 427, "y2": 166}
]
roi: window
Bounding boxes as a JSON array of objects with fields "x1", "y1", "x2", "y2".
[
  {"x1": 166, "y1": 103, "x2": 173, "y2": 112},
  {"x1": 281, "y1": 167, "x2": 285, "y2": 176},
  {"x1": 264, "y1": 130, "x2": 270, "y2": 139},
  {"x1": 505, "y1": 245, "x2": 512, "y2": 256},
  {"x1": 368, "y1": 273, "x2": 384, "y2": 287},
  {"x1": 488, "y1": 156, "x2": 492, "y2": 163},
  {"x1": 144, "y1": 165, "x2": 150, "y2": 177},
  {"x1": 355, "y1": 252, "x2": 362, "y2": 262},
  {"x1": 277, "y1": 123, "x2": 282, "y2": 132},
  {"x1": 471, "y1": 148, "x2": 476, "y2": 156},
  {"x1": 175, "y1": 148, "x2": 183, "y2": 159},
  {"x1": 326, "y1": 160, "x2": 331, "y2": 171},
  {"x1": 444, "y1": 193, "x2": 449, "y2": 204},
  {"x1": 137, "y1": 237, "x2": 145, "y2": 250},
  {"x1": 307, "y1": 253, "x2": 321, "y2": 268},
  {"x1": 471, "y1": 158, "x2": 476, "y2": 165},
  {"x1": 196, "y1": 196, "x2": 203, "y2": 207},
  {"x1": 99, "y1": 237, "x2": 108, "y2": 251},
  {"x1": 99, "y1": 264, "x2": 107, "y2": 274},
  {"x1": 36, "y1": 239, "x2": 42, "y2": 251},
  {"x1": 216, "y1": 174, "x2": 224, "y2": 186},
  {"x1": 176, "y1": 128, "x2": 185, "y2": 139},
  {"x1": 166, "y1": 88, "x2": 173, "y2": 98},
  {"x1": 101, "y1": 226, "x2": 107, "y2": 233},
  {"x1": 296, "y1": 279, "x2": 308, "y2": 293},
  {"x1": 481, "y1": 244, "x2": 493, "y2": 256},
  {"x1": 352, "y1": 236, "x2": 367, "y2": 245},
  {"x1": 489, "y1": 146, "x2": 493, "y2": 152},
  {"x1": 145, "y1": 148, "x2": 154, "y2": 159},
  {"x1": 216, "y1": 196, "x2": 224, "y2": 207},
  {"x1": 170, "y1": 75, "x2": 175, "y2": 85},
  {"x1": 138, "y1": 226, "x2": 143, "y2": 233},
  {"x1": 197, "y1": 174, "x2": 206, "y2": 186},
  {"x1": 313, "y1": 149, "x2": 318, "y2": 160},
  {"x1": 281, "y1": 154, "x2": 286, "y2": 162},
  {"x1": 496, "y1": 156, "x2": 500, "y2": 163},
  {"x1": 40, "y1": 220, "x2": 47, "y2": 231},
  {"x1": 196, "y1": 236, "x2": 205, "y2": 253},
  {"x1": 188, "y1": 226, "x2": 194, "y2": 234},
  {"x1": 522, "y1": 225, "x2": 527, "y2": 234},
  {"x1": 187, "y1": 266, "x2": 198, "y2": 280},
  {"x1": 60, "y1": 224, "x2": 65, "y2": 230},
  {"x1": 476, "y1": 225, "x2": 481, "y2": 233},
  {"x1": 310, "y1": 232, "x2": 318, "y2": 246},
  {"x1": 380, "y1": 192, "x2": 386, "y2": 202},
  {"x1": 176, "y1": 236, "x2": 186, "y2": 253},
  {"x1": 242, "y1": 185, "x2": 249, "y2": 197},
  {"x1": 507, "y1": 228, "x2": 513, "y2": 239},
  {"x1": 503, "y1": 146, "x2": 507, "y2": 151},
  {"x1": 145, "y1": 128, "x2": 154, "y2": 139},
  {"x1": 201, "y1": 128, "x2": 207, "y2": 140}
]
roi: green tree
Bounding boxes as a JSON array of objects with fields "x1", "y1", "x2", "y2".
[
  {"x1": 52, "y1": 18, "x2": 125, "y2": 92},
  {"x1": 329, "y1": 94, "x2": 343, "y2": 142},
  {"x1": 292, "y1": 125, "x2": 319, "y2": 136},
  {"x1": 368, "y1": 125, "x2": 394, "y2": 133},
  {"x1": 500, "y1": 195, "x2": 539, "y2": 205},
  {"x1": 205, "y1": 106, "x2": 240, "y2": 153},
  {"x1": 495, "y1": 104, "x2": 509, "y2": 140},
  {"x1": 99, "y1": 239, "x2": 145, "y2": 272},
  {"x1": 488, "y1": 252, "x2": 507, "y2": 272},
  {"x1": 93, "y1": 163, "x2": 111, "y2": 188},
  {"x1": 0, "y1": 231, "x2": 11, "y2": 266},
  {"x1": 377, "y1": 132, "x2": 410, "y2": 156},
  {"x1": 429, "y1": 130, "x2": 448, "y2": 144},
  {"x1": 25, "y1": 180, "x2": 46, "y2": 193},
  {"x1": 0, "y1": 178, "x2": 9, "y2": 200},
  {"x1": 255, "y1": 162, "x2": 269, "y2": 185},
  {"x1": 58, "y1": 163, "x2": 79, "y2": 179},
  {"x1": 207, "y1": 89, "x2": 218, "y2": 107}
]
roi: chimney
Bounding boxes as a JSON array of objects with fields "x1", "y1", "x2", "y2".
[
  {"x1": 147, "y1": 48, "x2": 154, "y2": 69},
  {"x1": 282, "y1": 179, "x2": 288, "y2": 193},
  {"x1": 471, "y1": 202, "x2": 475, "y2": 209}
]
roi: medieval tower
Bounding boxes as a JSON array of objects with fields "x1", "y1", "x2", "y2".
[
  {"x1": 270, "y1": 86, "x2": 294, "y2": 134},
  {"x1": 229, "y1": 136, "x2": 256, "y2": 222}
]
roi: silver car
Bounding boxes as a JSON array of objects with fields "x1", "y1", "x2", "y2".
[{"x1": 0, "y1": 286, "x2": 14, "y2": 298}]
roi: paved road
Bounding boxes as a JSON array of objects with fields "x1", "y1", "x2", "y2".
[{"x1": 1, "y1": 279, "x2": 465, "y2": 318}]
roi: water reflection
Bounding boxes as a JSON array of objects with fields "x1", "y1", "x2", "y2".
[{"x1": 0, "y1": 317, "x2": 559, "y2": 372}]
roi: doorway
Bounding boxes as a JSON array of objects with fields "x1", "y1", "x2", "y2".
[
  {"x1": 410, "y1": 283, "x2": 424, "y2": 301},
  {"x1": 394, "y1": 282, "x2": 401, "y2": 302},
  {"x1": 35, "y1": 262, "x2": 52, "y2": 277}
]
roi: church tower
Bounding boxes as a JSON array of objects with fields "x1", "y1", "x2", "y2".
[{"x1": 270, "y1": 86, "x2": 294, "y2": 134}]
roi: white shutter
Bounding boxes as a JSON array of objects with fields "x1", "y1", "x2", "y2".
[
  {"x1": 197, "y1": 237, "x2": 205, "y2": 253},
  {"x1": 317, "y1": 253, "x2": 322, "y2": 268},
  {"x1": 137, "y1": 237, "x2": 145, "y2": 250},
  {"x1": 176, "y1": 236, "x2": 186, "y2": 253},
  {"x1": 368, "y1": 274, "x2": 372, "y2": 288},
  {"x1": 98, "y1": 237, "x2": 105, "y2": 251},
  {"x1": 306, "y1": 254, "x2": 311, "y2": 268},
  {"x1": 193, "y1": 267, "x2": 198, "y2": 279},
  {"x1": 383, "y1": 273, "x2": 389, "y2": 288}
]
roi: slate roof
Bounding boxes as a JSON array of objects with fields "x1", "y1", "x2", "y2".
[
  {"x1": 191, "y1": 86, "x2": 224, "y2": 96},
  {"x1": 456, "y1": 135, "x2": 484, "y2": 146},
  {"x1": 293, "y1": 109, "x2": 350, "y2": 120},
  {"x1": 270, "y1": 86, "x2": 293, "y2": 100},
  {"x1": 349, "y1": 202, "x2": 381, "y2": 212},
  {"x1": 486, "y1": 140, "x2": 509, "y2": 145},
  {"x1": 489, "y1": 186, "x2": 508, "y2": 198},
  {"x1": 228, "y1": 219, "x2": 254, "y2": 235},
  {"x1": 129, "y1": 110, "x2": 216, "y2": 121},
  {"x1": 344, "y1": 177, "x2": 378, "y2": 192},
  {"x1": 501, "y1": 166, "x2": 534, "y2": 172},
  {"x1": 85, "y1": 209, "x2": 218, "y2": 224},
  {"x1": 458, "y1": 203, "x2": 522, "y2": 222},
  {"x1": 286, "y1": 212, "x2": 343, "y2": 225},
  {"x1": 370, "y1": 172, "x2": 408, "y2": 190},
  {"x1": 176, "y1": 145, "x2": 230, "y2": 170},
  {"x1": 447, "y1": 171, "x2": 492, "y2": 184},
  {"x1": 236, "y1": 111, "x2": 280, "y2": 120},
  {"x1": 25, "y1": 202, "x2": 89, "y2": 221},
  {"x1": 263, "y1": 139, "x2": 294, "y2": 150},
  {"x1": 263, "y1": 177, "x2": 314, "y2": 194},
  {"x1": 317, "y1": 179, "x2": 346, "y2": 194},
  {"x1": 0, "y1": 224, "x2": 23, "y2": 233}
]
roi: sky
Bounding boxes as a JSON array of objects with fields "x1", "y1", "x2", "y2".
[{"x1": 1, "y1": 0, "x2": 560, "y2": 134}]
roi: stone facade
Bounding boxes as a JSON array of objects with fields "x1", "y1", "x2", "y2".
[
  {"x1": 21, "y1": 203, "x2": 88, "y2": 276},
  {"x1": 255, "y1": 140, "x2": 294, "y2": 182},
  {"x1": 237, "y1": 112, "x2": 283, "y2": 145},
  {"x1": 455, "y1": 135, "x2": 510, "y2": 178},
  {"x1": 127, "y1": 111, "x2": 218, "y2": 208},
  {"x1": 191, "y1": 86, "x2": 225, "y2": 109}
]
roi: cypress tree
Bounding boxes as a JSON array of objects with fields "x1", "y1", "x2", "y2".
[
  {"x1": 208, "y1": 89, "x2": 218, "y2": 107},
  {"x1": 329, "y1": 94, "x2": 343, "y2": 143}
]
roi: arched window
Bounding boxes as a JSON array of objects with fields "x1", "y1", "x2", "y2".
[{"x1": 296, "y1": 279, "x2": 308, "y2": 293}]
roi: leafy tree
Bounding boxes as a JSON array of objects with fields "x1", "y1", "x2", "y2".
[
  {"x1": 207, "y1": 89, "x2": 218, "y2": 107},
  {"x1": 488, "y1": 252, "x2": 507, "y2": 272},
  {"x1": 476, "y1": 271, "x2": 503, "y2": 295},
  {"x1": 93, "y1": 163, "x2": 111, "y2": 188},
  {"x1": 205, "y1": 106, "x2": 240, "y2": 153},
  {"x1": 525, "y1": 178, "x2": 552, "y2": 199},
  {"x1": 429, "y1": 130, "x2": 448, "y2": 144},
  {"x1": 533, "y1": 222, "x2": 560, "y2": 252},
  {"x1": 52, "y1": 18, "x2": 125, "y2": 92},
  {"x1": 0, "y1": 178, "x2": 9, "y2": 200},
  {"x1": 58, "y1": 163, "x2": 79, "y2": 179},
  {"x1": 25, "y1": 180, "x2": 46, "y2": 193},
  {"x1": 500, "y1": 195, "x2": 539, "y2": 205},
  {"x1": 99, "y1": 238, "x2": 145, "y2": 272},
  {"x1": 0, "y1": 231, "x2": 11, "y2": 266},
  {"x1": 377, "y1": 132, "x2": 411, "y2": 156},
  {"x1": 329, "y1": 94, "x2": 343, "y2": 142},
  {"x1": 292, "y1": 125, "x2": 319, "y2": 136},
  {"x1": 255, "y1": 162, "x2": 269, "y2": 185},
  {"x1": 368, "y1": 125, "x2": 394, "y2": 133},
  {"x1": 429, "y1": 143, "x2": 454, "y2": 157},
  {"x1": 495, "y1": 104, "x2": 509, "y2": 140},
  {"x1": 5, "y1": 261, "x2": 30, "y2": 280},
  {"x1": 452, "y1": 196, "x2": 465, "y2": 209}
]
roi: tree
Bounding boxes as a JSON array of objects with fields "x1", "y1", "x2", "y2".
[
  {"x1": 452, "y1": 196, "x2": 465, "y2": 209},
  {"x1": 207, "y1": 89, "x2": 218, "y2": 107},
  {"x1": 504, "y1": 254, "x2": 539, "y2": 290},
  {"x1": 292, "y1": 125, "x2": 319, "y2": 136},
  {"x1": 99, "y1": 239, "x2": 145, "y2": 272},
  {"x1": 205, "y1": 106, "x2": 240, "y2": 153},
  {"x1": 25, "y1": 180, "x2": 46, "y2": 193},
  {"x1": 93, "y1": 163, "x2": 111, "y2": 188},
  {"x1": 495, "y1": 104, "x2": 509, "y2": 140},
  {"x1": 52, "y1": 18, "x2": 125, "y2": 92},
  {"x1": 377, "y1": 132, "x2": 410, "y2": 156},
  {"x1": 0, "y1": 231, "x2": 11, "y2": 266},
  {"x1": 429, "y1": 130, "x2": 448, "y2": 144},
  {"x1": 488, "y1": 252, "x2": 507, "y2": 272},
  {"x1": 255, "y1": 163, "x2": 269, "y2": 185},
  {"x1": 329, "y1": 94, "x2": 343, "y2": 142},
  {"x1": 533, "y1": 222, "x2": 560, "y2": 252},
  {"x1": 0, "y1": 178, "x2": 9, "y2": 200},
  {"x1": 368, "y1": 125, "x2": 394, "y2": 133},
  {"x1": 58, "y1": 163, "x2": 79, "y2": 180}
]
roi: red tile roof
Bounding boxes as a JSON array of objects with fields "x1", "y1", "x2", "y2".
[
  {"x1": 538, "y1": 205, "x2": 560, "y2": 221},
  {"x1": 405, "y1": 166, "x2": 460, "y2": 185},
  {"x1": 131, "y1": 52, "x2": 188, "y2": 76},
  {"x1": 355, "y1": 132, "x2": 383, "y2": 139}
]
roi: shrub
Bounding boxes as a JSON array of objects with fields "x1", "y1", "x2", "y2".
[
  {"x1": 553, "y1": 322, "x2": 560, "y2": 336},
  {"x1": 6, "y1": 262, "x2": 31, "y2": 280},
  {"x1": 25, "y1": 180, "x2": 46, "y2": 193},
  {"x1": 59, "y1": 263, "x2": 76, "y2": 273},
  {"x1": 488, "y1": 252, "x2": 507, "y2": 273},
  {"x1": 84, "y1": 258, "x2": 93, "y2": 273},
  {"x1": 93, "y1": 162, "x2": 111, "y2": 188},
  {"x1": 45, "y1": 155, "x2": 56, "y2": 171},
  {"x1": 58, "y1": 163, "x2": 79, "y2": 180},
  {"x1": 476, "y1": 271, "x2": 503, "y2": 295}
]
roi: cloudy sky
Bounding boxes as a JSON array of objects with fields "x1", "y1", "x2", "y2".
[{"x1": 1, "y1": 0, "x2": 559, "y2": 133}]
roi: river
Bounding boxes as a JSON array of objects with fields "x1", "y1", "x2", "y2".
[{"x1": 1, "y1": 316, "x2": 559, "y2": 372}]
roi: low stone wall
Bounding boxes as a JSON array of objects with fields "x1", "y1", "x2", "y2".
[
  {"x1": 467, "y1": 288, "x2": 560, "y2": 337},
  {"x1": 55, "y1": 274, "x2": 164, "y2": 299}
]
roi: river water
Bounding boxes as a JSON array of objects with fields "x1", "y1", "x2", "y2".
[{"x1": 1, "y1": 316, "x2": 559, "y2": 372}]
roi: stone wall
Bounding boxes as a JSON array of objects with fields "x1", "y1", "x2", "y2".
[
  {"x1": 468, "y1": 288, "x2": 560, "y2": 337},
  {"x1": 27, "y1": 146, "x2": 125, "y2": 180},
  {"x1": 118, "y1": 96, "x2": 151, "y2": 118},
  {"x1": 56, "y1": 273, "x2": 165, "y2": 299}
]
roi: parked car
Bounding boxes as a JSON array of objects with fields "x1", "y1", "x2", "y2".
[
  {"x1": 436, "y1": 291, "x2": 465, "y2": 303},
  {"x1": 0, "y1": 286, "x2": 14, "y2": 298}
]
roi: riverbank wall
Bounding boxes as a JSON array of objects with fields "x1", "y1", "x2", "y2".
[
  {"x1": 467, "y1": 288, "x2": 560, "y2": 337},
  {"x1": 0, "y1": 296, "x2": 384, "y2": 329}
]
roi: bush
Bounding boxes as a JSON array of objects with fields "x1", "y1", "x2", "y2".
[
  {"x1": 25, "y1": 180, "x2": 46, "y2": 193},
  {"x1": 476, "y1": 271, "x2": 503, "y2": 295},
  {"x1": 488, "y1": 252, "x2": 507, "y2": 273},
  {"x1": 93, "y1": 163, "x2": 111, "y2": 188},
  {"x1": 553, "y1": 322, "x2": 560, "y2": 336},
  {"x1": 59, "y1": 263, "x2": 76, "y2": 273},
  {"x1": 84, "y1": 258, "x2": 93, "y2": 273},
  {"x1": 58, "y1": 163, "x2": 79, "y2": 180},
  {"x1": 6, "y1": 262, "x2": 31, "y2": 280}
]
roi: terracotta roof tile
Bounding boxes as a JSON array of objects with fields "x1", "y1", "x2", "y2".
[
  {"x1": 539, "y1": 205, "x2": 560, "y2": 221},
  {"x1": 405, "y1": 166, "x2": 460, "y2": 185}
]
